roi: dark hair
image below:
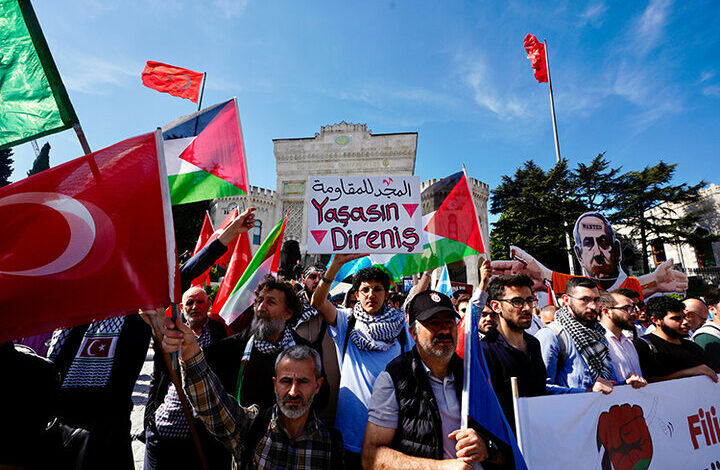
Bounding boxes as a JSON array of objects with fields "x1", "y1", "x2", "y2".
[
  {"x1": 254, "y1": 276, "x2": 302, "y2": 318},
  {"x1": 388, "y1": 292, "x2": 405, "y2": 305},
  {"x1": 452, "y1": 289, "x2": 470, "y2": 300},
  {"x1": 646, "y1": 295, "x2": 685, "y2": 320},
  {"x1": 352, "y1": 267, "x2": 390, "y2": 293},
  {"x1": 612, "y1": 288, "x2": 641, "y2": 300},
  {"x1": 302, "y1": 263, "x2": 326, "y2": 278},
  {"x1": 705, "y1": 288, "x2": 720, "y2": 307},
  {"x1": 275, "y1": 344, "x2": 322, "y2": 378},
  {"x1": 599, "y1": 291, "x2": 616, "y2": 310},
  {"x1": 565, "y1": 276, "x2": 598, "y2": 296},
  {"x1": 487, "y1": 274, "x2": 534, "y2": 301}
]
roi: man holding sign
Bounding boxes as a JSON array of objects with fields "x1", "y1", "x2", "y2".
[{"x1": 311, "y1": 255, "x2": 413, "y2": 469}]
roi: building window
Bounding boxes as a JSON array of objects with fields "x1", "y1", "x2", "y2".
[
  {"x1": 651, "y1": 240, "x2": 667, "y2": 265},
  {"x1": 225, "y1": 202, "x2": 238, "y2": 215},
  {"x1": 253, "y1": 220, "x2": 262, "y2": 245}
]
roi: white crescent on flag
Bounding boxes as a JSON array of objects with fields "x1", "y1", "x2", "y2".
[{"x1": 0, "y1": 192, "x2": 97, "y2": 276}]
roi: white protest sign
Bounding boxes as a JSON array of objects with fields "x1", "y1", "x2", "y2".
[
  {"x1": 306, "y1": 175, "x2": 422, "y2": 254},
  {"x1": 515, "y1": 376, "x2": 720, "y2": 470}
]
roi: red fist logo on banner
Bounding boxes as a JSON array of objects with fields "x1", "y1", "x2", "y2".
[{"x1": 597, "y1": 404, "x2": 653, "y2": 470}]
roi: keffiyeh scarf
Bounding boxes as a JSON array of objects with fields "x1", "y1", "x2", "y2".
[
  {"x1": 349, "y1": 303, "x2": 405, "y2": 352},
  {"x1": 555, "y1": 306, "x2": 613, "y2": 381}
]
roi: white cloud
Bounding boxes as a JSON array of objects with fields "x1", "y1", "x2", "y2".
[
  {"x1": 460, "y1": 59, "x2": 533, "y2": 120},
  {"x1": 213, "y1": 0, "x2": 249, "y2": 18},
  {"x1": 57, "y1": 51, "x2": 140, "y2": 95},
  {"x1": 702, "y1": 86, "x2": 720, "y2": 97},
  {"x1": 633, "y1": 0, "x2": 673, "y2": 54},
  {"x1": 578, "y1": 3, "x2": 607, "y2": 27},
  {"x1": 698, "y1": 71, "x2": 716, "y2": 83}
]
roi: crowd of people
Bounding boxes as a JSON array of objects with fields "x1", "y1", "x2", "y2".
[{"x1": 4, "y1": 207, "x2": 720, "y2": 470}]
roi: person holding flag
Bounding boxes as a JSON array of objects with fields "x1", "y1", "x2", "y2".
[{"x1": 361, "y1": 288, "x2": 503, "y2": 469}]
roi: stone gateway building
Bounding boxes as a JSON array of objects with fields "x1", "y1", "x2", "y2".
[{"x1": 209, "y1": 122, "x2": 489, "y2": 284}]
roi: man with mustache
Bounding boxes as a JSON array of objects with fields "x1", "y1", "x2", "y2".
[
  {"x1": 482, "y1": 275, "x2": 547, "y2": 430},
  {"x1": 161, "y1": 325, "x2": 344, "y2": 469},
  {"x1": 633, "y1": 296, "x2": 718, "y2": 383},
  {"x1": 362, "y1": 290, "x2": 502, "y2": 469}
]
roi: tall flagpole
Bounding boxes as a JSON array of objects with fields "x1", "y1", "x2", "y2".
[{"x1": 543, "y1": 39, "x2": 576, "y2": 275}]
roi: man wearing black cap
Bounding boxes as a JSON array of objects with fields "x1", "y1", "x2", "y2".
[{"x1": 361, "y1": 290, "x2": 501, "y2": 469}]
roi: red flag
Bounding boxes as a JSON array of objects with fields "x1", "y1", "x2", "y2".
[
  {"x1": 142, "y1": 61, "x2": 204, "y2": 103},
  {"x1": 523, "y1": 34, "x2": 548, "y2": 83},
  {"x1": 0, "y1": 133, "x2": 176, "y2": 343},
  {"x1": 210, "y1": 231, "x2": 252, "y2": 333},
  {"x1": 424, "y1": 173, "x2": 485, "y2": 254},
  {"x1": 207, "y1": 208, "x2": 240, "y2": 269},
  {"x1": 190, "y1": 211, "x2": 215, "y2": 288}
]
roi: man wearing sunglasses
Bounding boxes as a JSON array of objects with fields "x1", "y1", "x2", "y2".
[{"x1": 536, "y1": 276, "x2": 617, "y2": 394}]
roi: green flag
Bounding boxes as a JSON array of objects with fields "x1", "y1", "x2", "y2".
[{"x1": 0, "y1": 0, "x2": 79, "y2": 150}]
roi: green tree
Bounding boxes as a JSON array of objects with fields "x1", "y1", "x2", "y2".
[
  {"x1": 610, "y1": 161, "x2": 705, "y2": 273},
  {"x1": 0, "y1": 147, "x2": 13, "y2": 187},
  {"x1": 172, "y1": 200, "x2": 210, "y2": 257},
  {"x1": 489, "y1": 160, "x2": 577, "y2": 273},
  {"x1": 27, "y1": 143, "x2": 51, "y2": 176},
  {"x1": 570, "y1": 153, "x2": 621, "y2": 212}
]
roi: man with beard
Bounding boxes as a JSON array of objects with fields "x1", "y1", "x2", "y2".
[
  {"x1": 598, "y1": 291, "x2": 647, "y2": 388},
  {"x1": 293, "y1": 263, "x2": 340, "y2": 424},
  {"x1": 161, "y1": 327, "x2": 344, "y2": 469},
  {"x1": 482, "y1": 275, "x2": 547, "y2": 430},
  {"x1": 536, "y1": 276, "x2": 617, "y2": 394},
  {"x1": 203, "y1": 278, "x2": 322, "y2": 411},
  {"x1": 144, "y1": 287, "x2": 229, "y2": 470},
  {"x1": 312, "y1": 255, "x2": 413, "y2": 469},
  {"x1": 633, "y1": 296, "x2": 718, "y2": 383},
  {"x1": 362, "y1": 290, "x2": 500, "y2": 469}
]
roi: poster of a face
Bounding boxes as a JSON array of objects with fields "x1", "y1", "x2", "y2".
[{"x1": 572, "y1": 212, "x2": 623, "y2": 280}]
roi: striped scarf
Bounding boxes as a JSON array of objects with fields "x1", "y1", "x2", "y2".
[
  {"x1": 555, "y1": 306, "x2": 613, "y2": 381},
  {"x1": 295, "y1": 291, "x2": 318, "y2": 327},
  {"x1": 349, "y1": 303, "x2": 405, "y2": 352},
  {"x1": 236, "y1": 328, "x2": 295, "y2": 402}
]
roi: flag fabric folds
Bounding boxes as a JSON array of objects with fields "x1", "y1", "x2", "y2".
[
  {"x1": 328, "y1": 171, "x2": 485, "y2": 283},
  {"x1": 435, "y1": 265, "x2": 452, "y2": 297},
  {"x1": 0, "y1": 132, "x2": 176, "y2": 343},
  {"x1": 190, "y1": 211, "x2": 215, "y2": 288},
  {"x1": 0, "y1": 0, "x2": 79, "y2": 150},
  {"x1": 211, "y1": 231, "x2": 252, "y2": 332},
  {"x1": 218, "y1": 216, "x2": 286, "y2": 326},
  {"x1": 523, "y1": 34, "x2": 548, "y2": 83},
  {"x1": 463, "y1": 300, "x2": 529, "y2": 469},
  {"x1": 162, "y1": 99, "x2": 249, "y2": 205},
  {"x1": 141, "y1": 61, "x2": 204, "y2": 103}
]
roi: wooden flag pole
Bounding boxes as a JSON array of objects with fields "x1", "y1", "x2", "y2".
[
  {"x1": 511, "y1": 376, "x2": 523, "y2": 453},
  {"x1": 72, "y1": 123, "x2": 101, "y2": 179},
  {"x1": 543, "y1": 40, "x2": 576, "y2": 275},
  {"x1": 146, "y1": 312, "x2": 210, "y2": 470}
]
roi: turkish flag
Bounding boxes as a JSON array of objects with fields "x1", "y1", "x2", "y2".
[
  {"x1": 523, "y1": 34, "x2": 548, "y2": 83},
  {"x1": 142, "y1": 61, "x2": 204, "y2": 103},
  {"x1": 0, "y1": 133, "x2": 176, "y2": 343}
]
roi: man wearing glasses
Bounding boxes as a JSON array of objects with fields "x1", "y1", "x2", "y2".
[
  {"x1": 536, "y1": 277, "x2": 617, "y2": 394},
  {"x1": 482, "y1": 274, "x2": 547, "y2": 430},
  {"x1": 598, "y1": 291, "x2": 647, "y2": 388}
]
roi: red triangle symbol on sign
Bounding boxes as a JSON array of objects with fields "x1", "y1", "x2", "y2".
[
  {"x1": 402, "y1": 203, "x2": 419, "y2": 218},
  {"x1": 311, "y1": 230, "x2": 328, "y2": 244}
]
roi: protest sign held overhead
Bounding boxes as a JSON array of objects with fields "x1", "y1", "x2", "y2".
[
  {"x1": 307, "y1": 175, "x2": 422, "y2": 254},
  {"x1": 162, "y1": 99, "x2": 249, "y2": 205},
  {"x1": 0, "y1": 0, "x2": 80, "y2": 150},
  {"x1": 0, "y1": 132, "x2": 177, "y2": 343}
]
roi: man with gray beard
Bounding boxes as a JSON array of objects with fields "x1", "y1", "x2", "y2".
[{"x1": 203, "y1": 277, "x2": 323, "y2": 410}]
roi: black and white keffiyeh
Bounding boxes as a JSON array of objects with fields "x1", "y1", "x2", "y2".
[
  {"x1": 555, "y1": 306, "x2": 613, "y2": 381},
  {"x1": 295, "y1": 291, "x2": 318, "y2": 327},
  {"x1": 349, "y1": 303, "x2": 405, "y2": 352},
  {"x1": 253, "y1": 327, "x2": 296, "y2": 355}
]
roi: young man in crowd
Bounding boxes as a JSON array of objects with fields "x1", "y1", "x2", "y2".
[
  {"x1": 536, "y1": 277, "x2": 616, "y2": 394},
  {"x1": 483, "y1": 274, "x2": 547, "y2": 429},
  {"x1": 312, "y1": 254, "x2": 413, "y2": 469},
  {"x1": 362, "y1": 290, "x2": 501, "y2": 469},
  {"x1": 692, "y1": 287, "x2": 720, "y2": 370},
  {"x1": 633, "y1": 295, "x2": 718, "y2": 383},
  {"x1": 598, "y1": 291, "x2": 647, "y2": 388},
  {"x1": 162, "y1": 319, "x2": 344, "y2": 469},
  {"x1": 292, "y1": 263, "x2": 340, "y2": 424}
]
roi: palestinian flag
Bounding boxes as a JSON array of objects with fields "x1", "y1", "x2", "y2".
[
  {"x1": 218, "y1": 216, "x2": 286, "y2": 326},
  {"x1": 162, "y1": 99, "x2": 248, "y2": 205},
  {"x1": 331, "y1": 171, "x2": 485, "y2": 283}
]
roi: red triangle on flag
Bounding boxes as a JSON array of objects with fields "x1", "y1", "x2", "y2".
[
  {"x1": 424, "y1": 174, "x2": 484, "y2": 254},
  {"x1": 311, "y1": 230, "x2": 327, "y2": 245},
  {"x1": 179, "y1": 100, "x2": 248, "y2": 192}
]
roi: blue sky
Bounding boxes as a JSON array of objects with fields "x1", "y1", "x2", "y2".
[{"x1": 10, "y1": 0, "x2": 720, "y2": 225}]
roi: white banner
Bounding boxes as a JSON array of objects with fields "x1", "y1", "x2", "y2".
[
  {"x1": 306, "y1": 175, "x2": 422, "y2": 254},
  {"x1": 515, "y1": 376, "x2": 720, "y2": 470}
]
